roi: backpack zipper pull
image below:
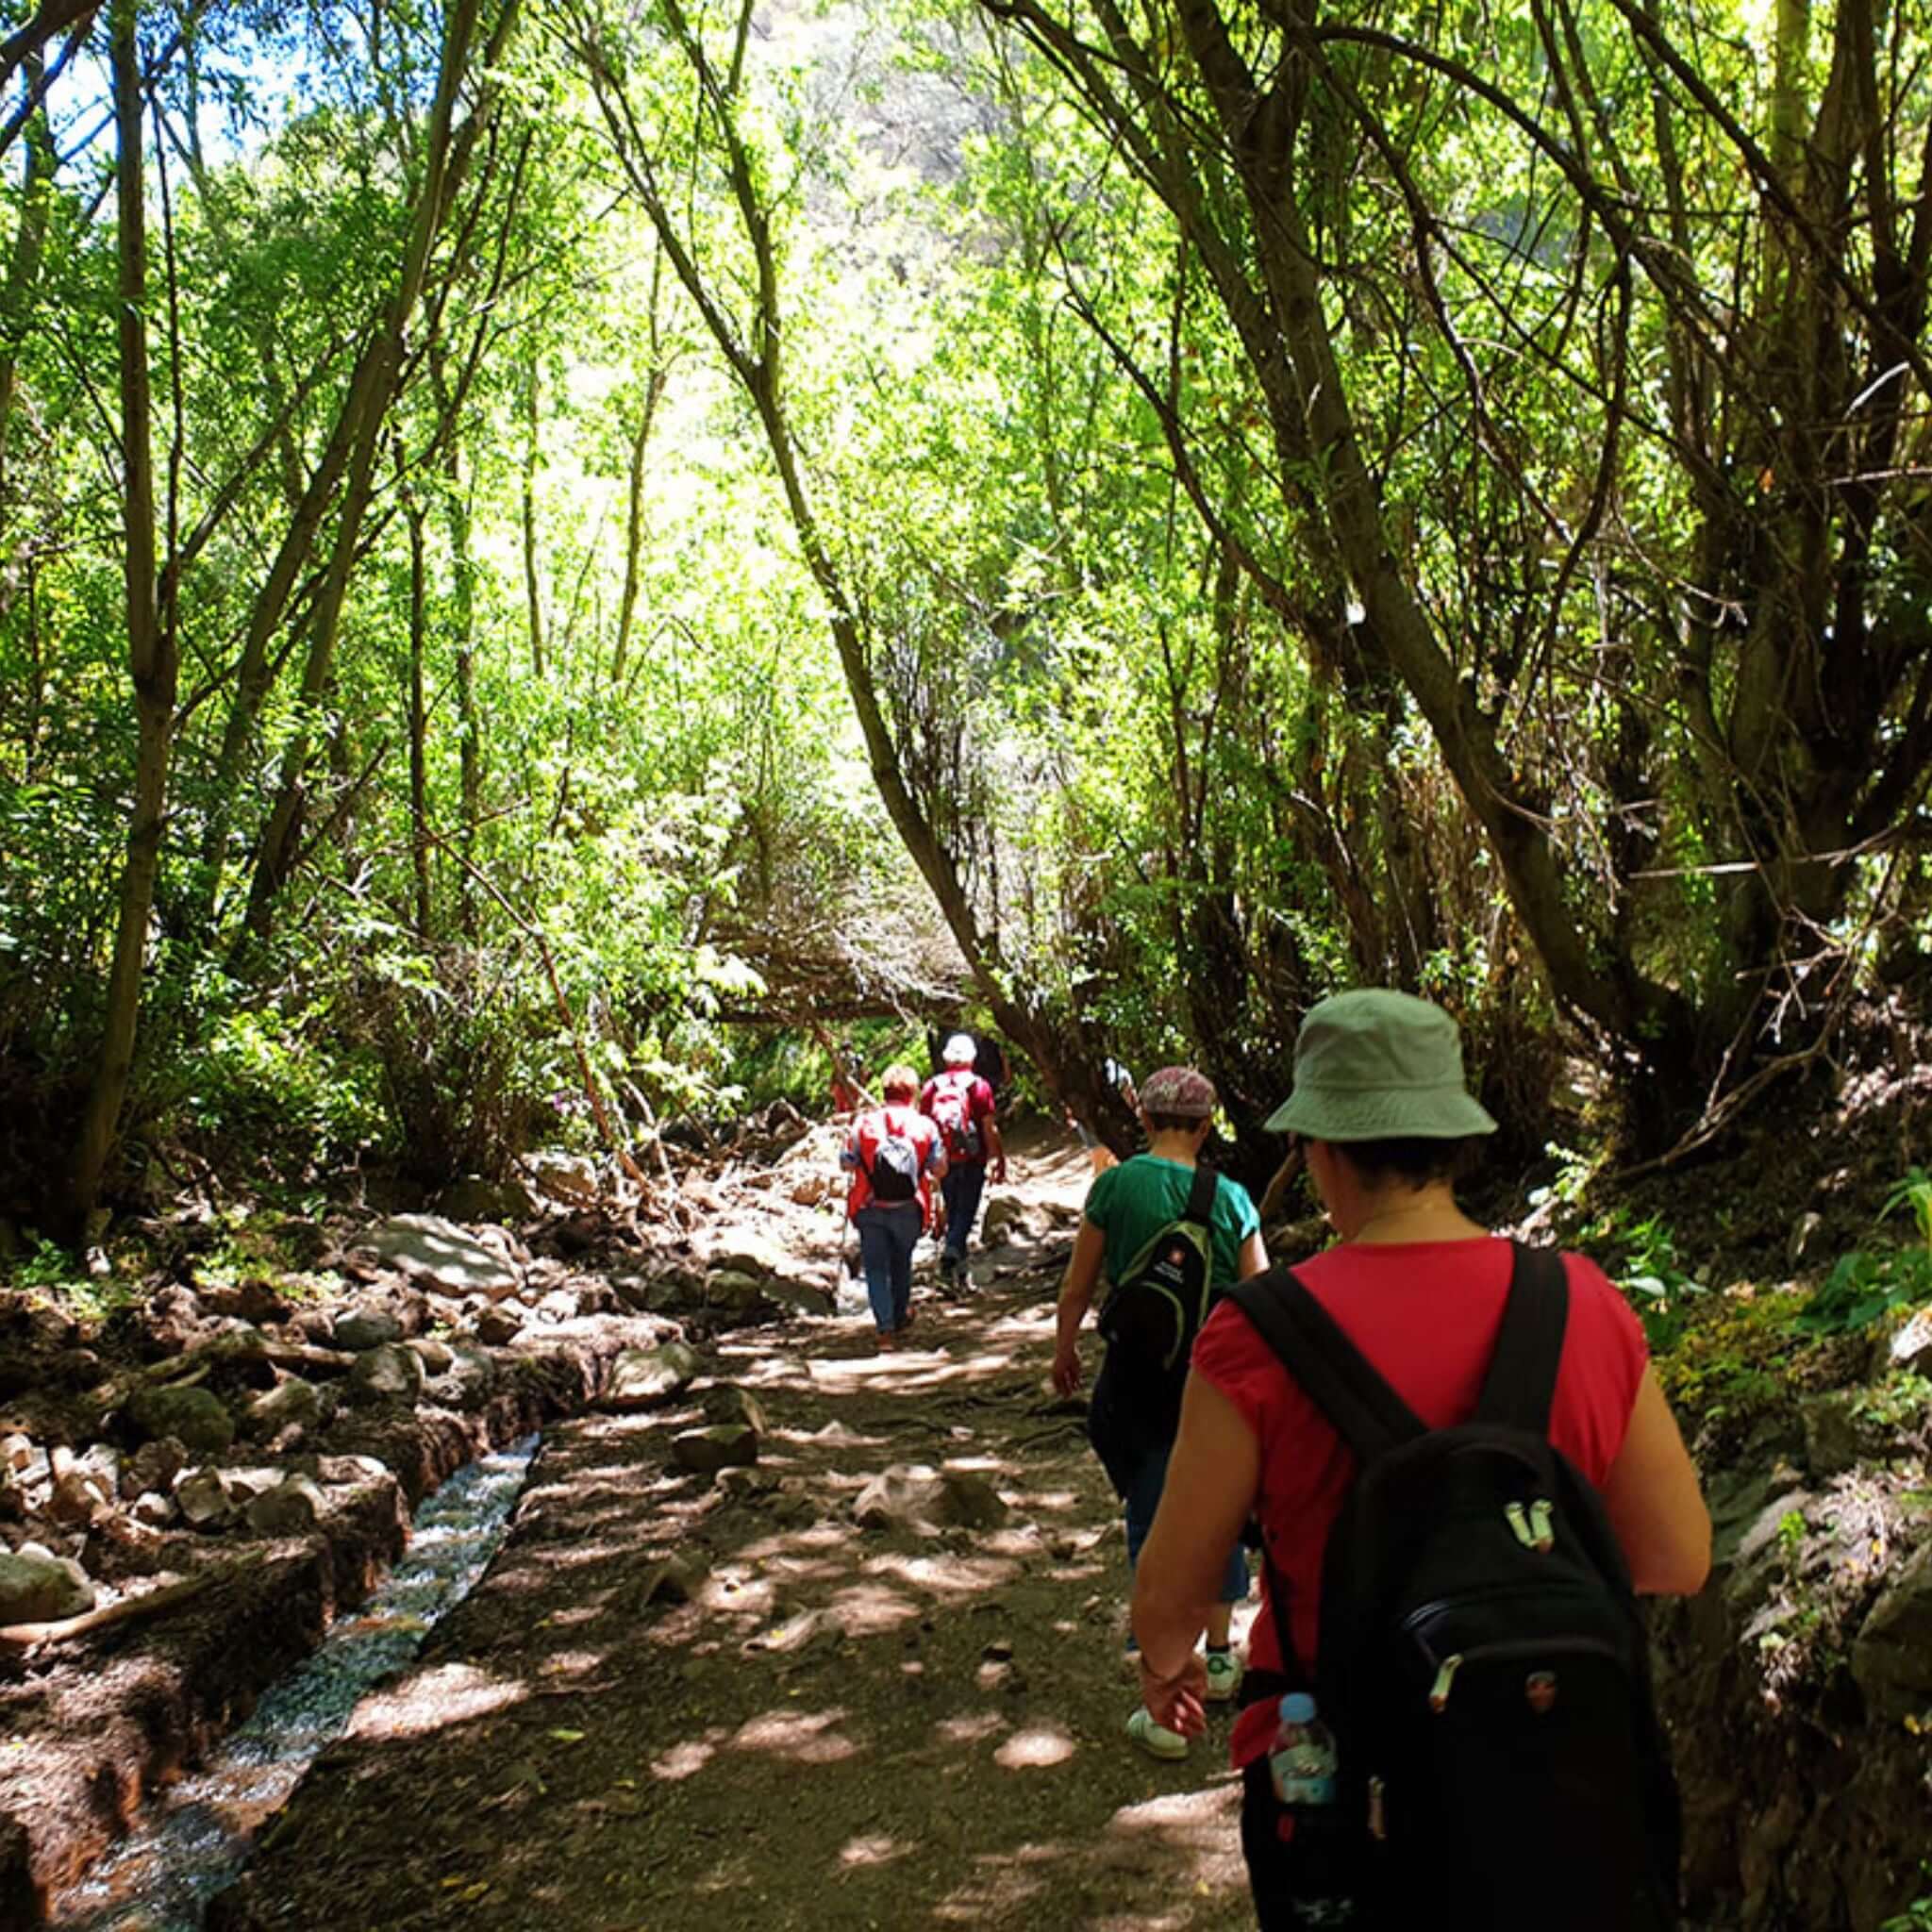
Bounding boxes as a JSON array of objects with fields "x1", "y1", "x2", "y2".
[
  {"x1": 1505, "y1": 1501, "x2": 1536, "y2": 1549},
  {"x1": 1427, "y1": 1653, "x2": 1463, "y2": 1713},
  {"x1": 1529, "y1": 1499, "x2": 1556, "y2": 1553},
  {"x1": 1367, "y1": 1774, "x2": 1387, "y2": 1840}
]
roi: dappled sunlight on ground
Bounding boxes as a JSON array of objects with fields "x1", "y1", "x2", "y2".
[{"x1": 344, "y1": 1661, "x2": 528, "y2": 1741}]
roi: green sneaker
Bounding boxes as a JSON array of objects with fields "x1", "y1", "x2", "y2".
[{"x1": 1126, "y1": 1706, "x2": 1188, "y2": 1761}]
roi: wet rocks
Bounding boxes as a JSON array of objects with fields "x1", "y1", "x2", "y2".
[
  {"x1": 127, "y1": 1384, "x2": 236, "y2": 1457},
  {"x1": 348, "y1": 1344, "x2": 427, "y2": 1406},
  {"x1": 604, "y1": 1342, "x2": 700, "y2": 1411},
  {"x1": 246, "y1": 1475, "x2": 328, "y2": 1536},
  {"x1": 0, "y1": 1548, "x2": 93, "y2": 1624}
]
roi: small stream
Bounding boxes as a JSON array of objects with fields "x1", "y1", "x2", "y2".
[{"x1": 50, "y1": 1435, "x2": 540, "y2": 1932}]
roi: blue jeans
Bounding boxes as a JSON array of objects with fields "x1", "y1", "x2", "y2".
[
  {"x1": 1123, "y1": 1438, "x2": 1250, "y2": 1606},
  {"x1": 940, "y1": 1161, "x2": 987, "y2": 1264},
  {"x1": 855, "y1": 1204, "x2": 921, "y2": 1333}
]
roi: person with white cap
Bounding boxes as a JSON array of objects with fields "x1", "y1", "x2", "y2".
[
  {"x1": 1127, "y1": 991, "x2": 1709, "y2": 1928},
  {"x1": 920, "y1": 1033, "x2": 1007, "y2": 1284},
  {"x1": 1052, "y1": 1063, "x2": 1268, "y2": 1759}
]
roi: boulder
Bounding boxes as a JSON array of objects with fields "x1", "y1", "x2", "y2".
[
  {"x1": 705, "y1": 1269, "x2": 781, "y2": 1324},
  {"x1": 852, "y1": 1464, "x2": 1009, "y2": 1533},
  {"x1": 348, "y1": 1342, "x2": 427, "y2": 1404},
  {"x1": 437, "y1": 1174, "x2": 535, "y2": 1223},
  {"x1": 702, "y1": 1384, "x2": 770, "y2": 1437},
  {"x1": 333, "y1": 1307, "x2": 405, "y2": 1352},
  {"x1": 127, "y1": 1384, "x2": 236, "y2": 1457},
  {"x1": 1852, "y1": 1541, "x2": 1932, "y2": 1722},
  {"x1": 980, "y1": 1196, "x2": 1045, "y2": 1245},
  {"x1": 365, "y1": 1215, "x2": 521, "y2": 1301},
  {"x1": 525, "y1": 1152, "x2": 600, "y2": 1208},
  {"x1": 474, "y1": 1305, "x2": 524, "y2": 1347},
  {"x1": 175, "y1": 1467, "x2": 238, "y2": 1530},
  {"x1": 245, "y1": 1377, "x2": 326, "y2": 1439},
  {"x1": 1800, "y1": 1393, "x2": 1864, "y2": 1480},
  {"x1": 604, "y1": 1342, "x2": 700, "y2": 1412},
  {"x1": 670, "y1": 1424, "x2": 758, "y2": 1474},
  {"x1": 0, "y1": 1550, "x2": 92, "y2": 1624},
  {"x1": 246, "y1": 1475, "x2": 327, "y2": 1536}
]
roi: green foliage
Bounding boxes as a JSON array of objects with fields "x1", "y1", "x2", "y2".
[
  {"x1": 1581, "y1": 1206, "x2": 1708, "y2": 1353},
  {"x1": 1798, "y1": 1172, "x2": 1932, "y2": 1335},
  {"x1": 1653, "y1": 1289, "x2": 1809, "y2": 1425}
]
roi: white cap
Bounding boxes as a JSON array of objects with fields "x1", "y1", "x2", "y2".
[{"x1": 942, "y1": 1033, "x2": 976, "y2": 1065}]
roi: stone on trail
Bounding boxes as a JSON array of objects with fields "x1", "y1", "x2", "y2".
[
  {"x1": 852, "y1": 1464, "x2": 1009, "y2": 1534},
  {"x1": 332, "y1": 1306, "x2": 405, "y2": 1352},
  {"x1": 434, "y1": 1342, "x2": 497, "y2": 1408},
  {"x1": 131, "y1": 1490, "x2": 176, "y2": 1528},
  {"x1": 1890, "y1": 1307, "x2": 1932, "y2": 1376},
  {"x1": 473, "y1": 1304, "x2": 525, "y2": 1347},
  {"x1": 525, "y1": 1152, "x2": 600, "y2": 1208},
  {"x1": 246, "y1": 1475, "x2": 328, "y2": 1536},
  {"x1": 670, "y1": 1424, "x2": 758, "y2": 1474},
  {"x1": 701, "y1": 1383, "x2": 770, "y2": 1436},
  {"x1": 408, "y1": 1336, "x2": 455, "y2": 1375},
  {"x1": 124, "y1": 1437, "x2": 186, "y2": 1498},
  {"x1": 47, "y1": 1468, "x2": 114, "y2": 1527},
  {"x1": 0, "y1": 1549, "x2": 93, "y2": 1624},
  {"x1": 127, "y1": 1384, "x2": 236, "y2": 1457},
  {"x1": 348, "y1": 1342, "x2": 427, "y2": 1404},
  {"x1": 245, "y1": 1376, "x2": 326, "y2": 1440},
  {"x1": 365, "y1": 1215, "x2": 521, "y2": 1301},
  {"x1": 603, "y1": 1342, "x2": 700, "y2": 1412},
  {"x1": 704, "y1": 1268, "x2": 773, "y2": 1322},
  {"x1": 175, "y1": 1467, "x2": 238, "y2": 1530},
  {"x1": 639, "y1": 1554, "x2": 708, "y2": 1606}
]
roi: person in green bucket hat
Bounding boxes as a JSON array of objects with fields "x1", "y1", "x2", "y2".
[{"x1": 1124, "y1": 989, "x2": 1711, "y2": 1931}]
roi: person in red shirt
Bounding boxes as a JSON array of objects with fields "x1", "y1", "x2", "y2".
[
  {"x1": 841, "y1": 1063, "x2": 946, "y2": 1351},
  {"x1": 1128, "y1": 991, "x2": 1710, "y2": 1928},
  {"x1": 920, "y1": 1034, "x2": 1007, "y2": 1285}
]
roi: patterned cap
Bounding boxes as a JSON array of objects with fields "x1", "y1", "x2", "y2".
[{"x1": 1140, "y1": 1065, "x2": 1216, "y2": 1119}]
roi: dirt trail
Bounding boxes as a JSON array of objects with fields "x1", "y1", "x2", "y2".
[{"x1": 208, "y1": 1130, "x2": 1259, "y2": 1932}]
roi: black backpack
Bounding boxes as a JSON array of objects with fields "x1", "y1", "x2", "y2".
[
  {"x1": 861, "y1": 1108, "x2": 922, "y2": 1204},
  {"x1": 1096, "y1": 1162, "x2": 1221, "y2": 1375},
  {"x1": 1227, "y1": 1244, "x2": 1680, "y2": 1932}
]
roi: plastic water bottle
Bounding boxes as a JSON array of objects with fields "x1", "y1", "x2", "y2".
[{"x1": 1269, "y1": 1691, "x2": 1338, "y2": 1807}]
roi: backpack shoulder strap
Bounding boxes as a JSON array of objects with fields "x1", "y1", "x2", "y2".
[
  {"x1": 1475, "y1": 1241, "x2": 1571, "y2": 1435},
  {"x1": 1225, "y1": 1268, "x2": 1426, "y2": 1463},
  {"x1": 1181, "y1": 1160, "x2": 1218, "y2": 1227}
]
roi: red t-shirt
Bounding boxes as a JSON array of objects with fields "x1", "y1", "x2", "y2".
[
  {"x1": 919, "y1": 1071, "x2": 996, "y2": 1164},
  {"x1": 1191, "y1": 1239, "x2": 1645, "y2": 1757},
  {"x1": 846, "y1": 1105, "x2": 941, "y2": 1224}
]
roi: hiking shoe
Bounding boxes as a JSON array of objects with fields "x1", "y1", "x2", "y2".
[
  {"x1": 1126, "y1": 1707, "x2": 1188, "y2": 1761},
  {"x1": 1204, "y1": 1651, "x2": 1242, "y2": 1703}
]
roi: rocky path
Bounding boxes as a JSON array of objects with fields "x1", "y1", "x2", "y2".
[{"x1": 207, "y1": 1134, "x2": 1259, "y2": 1932}]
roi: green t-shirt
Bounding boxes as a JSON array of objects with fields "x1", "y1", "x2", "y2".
[{"x1": 1084, "y1": 1155, "x2": 1260, "y2": 1291}]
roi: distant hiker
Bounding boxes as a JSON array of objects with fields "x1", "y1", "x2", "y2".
[
  {"x1": 1130, "y1": 990, "x2": 1710, "y2": 1930},
  {"x1": 828, "y1": 1041, "x2": 870, "y2": 1120},
  {"x1": 926, "y1": 1025, "x2": 1008, "y2": 1100},
  {"x1": 920, "y1": 1034, "x2": 1006, "y2": 1286},
  {"x1": 1068, "y1": 1057, "x2": 1138, "y2": 1174},
  {"x1": 1051, "y1": 1064, "x2": 1266, "y2": 1761},
  {"x1": 841, "y1": 1063, "x2": 946, "y2": 1351}
]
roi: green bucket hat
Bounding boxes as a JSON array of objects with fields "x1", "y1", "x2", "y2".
[{"x1": 1264, "y1": 990, "x2": 1498, "y2": 1141}]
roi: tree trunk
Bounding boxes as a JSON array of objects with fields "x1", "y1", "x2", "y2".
[
  {"x1": 521, "y1": 349, "x2": 545, "y2": 678},
  {"x1": 406, "y1": 493, "x2": 432, "y2": 940},
  {"x1": 240, "y1": 0, "x2": 514, "y2": 941},
  {"x1": 0, "y1": 46, "x2": 54, "y2": 558},
  {"x1": 68, "y1": 0, "x2": 170, "y2": 1221}
]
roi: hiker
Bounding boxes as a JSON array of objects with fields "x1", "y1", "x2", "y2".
[
  {"x1": 1068, "y1": 1057, "x2": 1138, "y2": 1174},
  {"x1": 920, "y1": 1034, "x2": 1006, "y2": 1285},
  {"x1": 1129, "y1": 990, "x2": 1710, "y2": 1929},
  {"x1": 841, "y1": 1062, "x2": 946, "y2": 1351},
  {"x1": 828, "y1": 1041, "x2": 869, "y2": 1120},
  {"x1": 1051, "y1": 1064, "x2": 1267, "y2": 1760}
]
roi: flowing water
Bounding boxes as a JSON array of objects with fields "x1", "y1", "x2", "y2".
[{"x1": 50, "y1": 1435, "x2": 540, "y2": 1932}]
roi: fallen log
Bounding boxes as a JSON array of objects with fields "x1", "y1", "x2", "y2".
[{"x1": 0, "y1": 1572, "x2": 211, "y2": 1655}]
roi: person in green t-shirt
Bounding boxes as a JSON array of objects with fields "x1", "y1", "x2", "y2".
[{"x1": 1052, "y1": 1064, "x2": 1268, "y2": 1761}]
